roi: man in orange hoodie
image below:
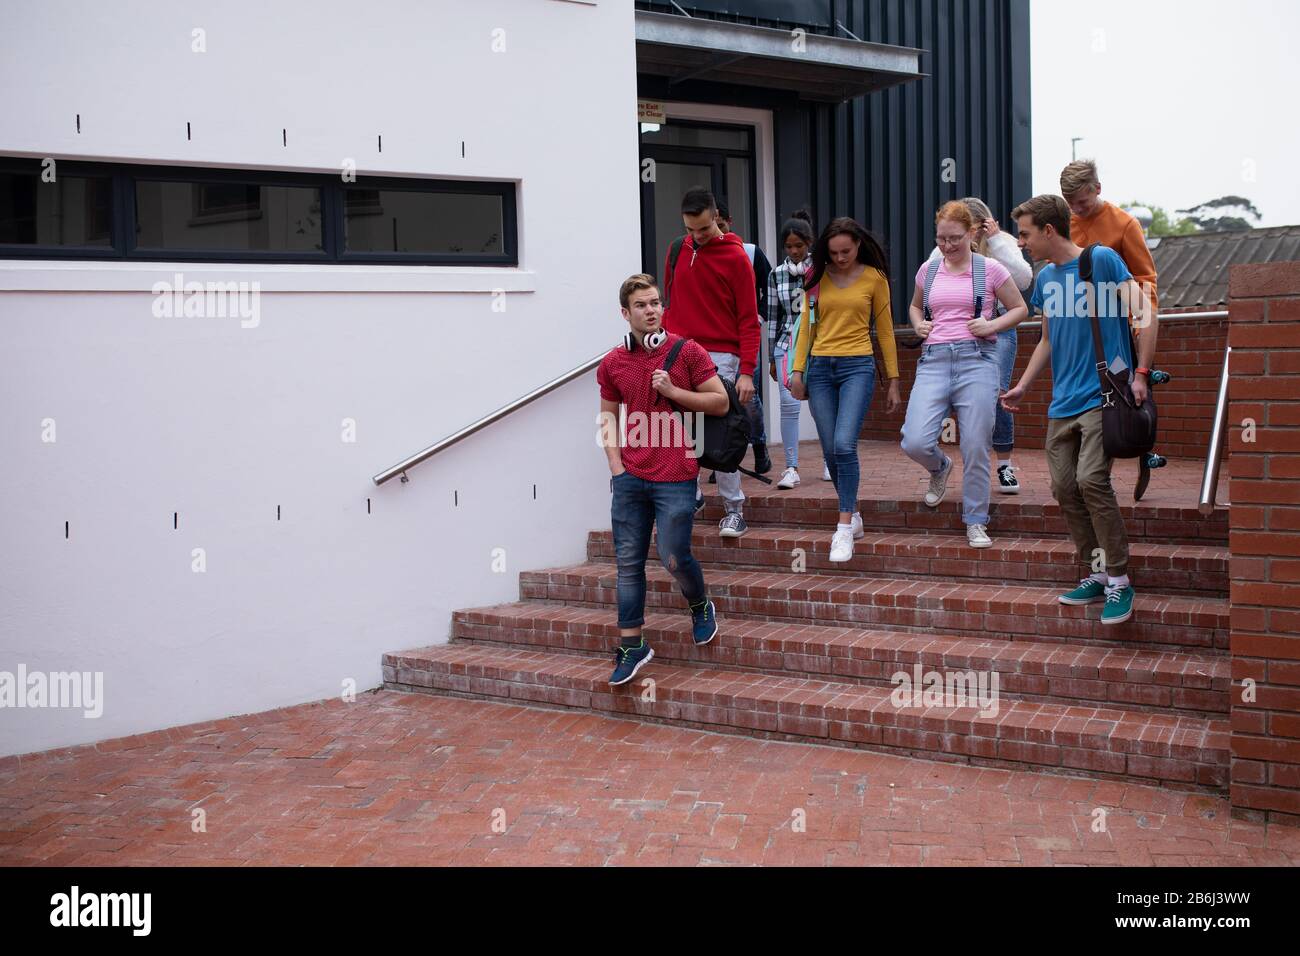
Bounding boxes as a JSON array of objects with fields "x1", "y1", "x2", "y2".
[{"x1": 1061, "y1": 160, "x2": 1158, "y2": 326}]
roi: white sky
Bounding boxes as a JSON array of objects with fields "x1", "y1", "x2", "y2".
[{"x1": 1031, "y1": 0, "x2": 1300, "y2": 227}]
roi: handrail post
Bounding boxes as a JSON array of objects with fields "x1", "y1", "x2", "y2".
[{"x1": 1198, "y1": 345, "x2": 1232, "y2": 515}]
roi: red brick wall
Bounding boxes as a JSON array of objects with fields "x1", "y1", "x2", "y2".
[
  {"x1": 860, "y1": 313, "x2": 1228, "y2": 459},
  {"x1": 1227, "y1": 260, "x2": 1300, "y2": 825}
]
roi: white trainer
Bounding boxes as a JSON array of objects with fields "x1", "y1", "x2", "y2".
[
  {"x1": 850, "y1": 512, "x2": 865, "y2": 540},
  {"x1": 924, "y1": 457, "x2": 953, "y2": 508},
  {"x1": 829, "y1": 527, "x2": 854, "y2": 563},
  {"x1": 967, "y1": 524, "x2": 992, "y2": 549},
  {"x1": 778, "y1": 466, "x2": 800, "y2": 489},
  {"x1": 821, "y1": 463, "x2": 832, "y2": 481}
]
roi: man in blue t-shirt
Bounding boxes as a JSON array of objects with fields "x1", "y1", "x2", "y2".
[{"x1": 1001, "y1": 195, "x2": 1161, "y2": 626}]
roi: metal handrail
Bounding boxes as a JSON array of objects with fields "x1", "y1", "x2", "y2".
[
  {"x1": 1199, "y1": 345, "x2": 1232, "y2": 514},
  {"x1": 372, "y1": 353, "x2": 604, "y2": 486},
  {"x1": 1014, "y1": 308, "x2": 1229, "y2": 332}
]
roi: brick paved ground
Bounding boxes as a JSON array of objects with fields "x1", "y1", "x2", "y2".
[{"x1": 3, "y1": 691, "x2": 1295, "y2": 867}]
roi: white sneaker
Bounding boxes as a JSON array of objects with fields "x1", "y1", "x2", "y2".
[
  {"x1": 924, "y1": 457, "x2": 953, "y2": 508},
  {"x1": 967, "y1": 524, "x2": 992, "y2": 549},
  {"x1": 829, "y1": 527, "x2": 854, "y2": 562},
  {"x1": 778, "y1": 466, "x2": 800, "y2": 489},
  {"x1": 850, "y1": 512, "x2": 865, "y2": 540},
  {"x1": 821, "y1": 463, "x2": 832, "y2": 481}
]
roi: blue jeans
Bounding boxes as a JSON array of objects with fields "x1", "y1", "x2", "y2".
[
  {"x1": 992, "y1": 327, "x2": 1017, "y2": 454},
  {"x1": 610, "y1": 473, "x2": 707, "y2": 629},
  {"x1": 900, "y1": 340, "x2": 999, "y2": 525},
  {"x1": 805, "y1": 354, "x2": 876, "y2": 514},
  {"x1": 771, "y1": 343, "x2": 801, "y2": 468}
]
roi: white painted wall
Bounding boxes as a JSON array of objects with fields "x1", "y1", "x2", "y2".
[{"x1": 0, "y1": 0, "x2": 641, "y2": 757}]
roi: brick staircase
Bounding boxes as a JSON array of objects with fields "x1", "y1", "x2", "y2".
[{"x1": 383, "y1": 446, "x2": 1231, "y2": 793}]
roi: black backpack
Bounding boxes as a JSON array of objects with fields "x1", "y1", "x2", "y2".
[
  {"x1": 662, "y1": 236, "x2": 685, "y2": 309},
  {"x1": 660, "y1": 339, "x2": 772, "y2": 483},
  {"x1": 1079, "y1": 243, "x2": 1157, "y2": 459}
]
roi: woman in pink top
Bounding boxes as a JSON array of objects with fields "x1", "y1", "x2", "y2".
[{"x1": 899, "y1": 201, "x2": 1028, "y2": 549}]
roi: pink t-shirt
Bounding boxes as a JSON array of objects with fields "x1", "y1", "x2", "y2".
[{"x1": 914, "y1": 256, "x2": 1012, "y2": 344}]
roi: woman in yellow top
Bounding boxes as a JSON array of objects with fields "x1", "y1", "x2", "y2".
[{"x1": 789, "y1": 217, "x2": 901, "y2": 562}]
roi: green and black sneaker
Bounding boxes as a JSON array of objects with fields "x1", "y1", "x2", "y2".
[
  {"x1": 1101, "y1": 585, "x2": 1135, "y2": 625},
  {"x1": 1059, "y1": 577, "x2": 1106, "y2": 606}
]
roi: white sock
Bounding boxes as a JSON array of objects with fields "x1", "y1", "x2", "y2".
[
  {"x1": 999, "y1": 458, "x2": 1012, "y2": 468},
  {"x1": 837, "y1": 522, "x2": 853, "y2": 533},
  {"x1": 1089, "y1": 572, "x2": 1107, "y2": 584},
  {"x1": 1108, "y1": 574, "x2": 1130, "y2": 589}
]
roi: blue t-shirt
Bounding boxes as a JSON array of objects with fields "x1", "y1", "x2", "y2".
[{"x1": 1030, "y1": 247, "x2": 1134, "y2": 419}]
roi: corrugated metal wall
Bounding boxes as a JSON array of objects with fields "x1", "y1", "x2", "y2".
[{"x1": 637, "y1": 0, "x2": 1032, "y2": 321}]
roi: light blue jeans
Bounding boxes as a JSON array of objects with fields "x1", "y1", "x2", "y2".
[
  {"x1": 900, "y1": 340, "x2": 999, "y2": 526},
  {"x1": 771, "y1": 342, "x2": 801, "y2": 468}
]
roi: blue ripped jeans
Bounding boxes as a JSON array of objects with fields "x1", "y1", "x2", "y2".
[{"x1": 610, "y1": 473, "x2": 707, "y2": 629}]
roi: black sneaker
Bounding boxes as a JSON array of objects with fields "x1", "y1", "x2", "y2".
[
  {"x1": 996, "y1": 464, "x2": 1020, "y2": 495},
  {"x1": 708, "y1": 471, "x2": 717, "y2": 484},
  {"x1": 695, "y1": 492, "x2": 706, "y2": 514},
  {"x1": 752, "y1": 442, "x2": 773, "y2": 475}
]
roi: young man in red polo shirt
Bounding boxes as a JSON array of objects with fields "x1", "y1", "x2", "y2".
[{"x1": 598, "y1": 274, "x2": 730, "y2": 686}]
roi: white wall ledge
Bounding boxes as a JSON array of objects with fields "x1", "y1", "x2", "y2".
[{"x1": 0, "y1": 260, "x2": 537, "y2": 293}]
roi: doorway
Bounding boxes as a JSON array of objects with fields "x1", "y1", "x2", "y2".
[{"x1": 638, "y1": 120, "x2": 758, "y2": 279}]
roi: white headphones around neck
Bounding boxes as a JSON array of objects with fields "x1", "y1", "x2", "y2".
[{"x1": 623, "y1": 328, "x2": 668, "y2": 353}]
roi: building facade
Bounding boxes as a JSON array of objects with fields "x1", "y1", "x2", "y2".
[{"x1": 0, "y1": 0, "x2": 1031, "y2": 756}]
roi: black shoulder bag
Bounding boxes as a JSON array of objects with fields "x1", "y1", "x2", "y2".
[{"x1": 1079, "y1": 243, "x2": 1157, "y2": 459}]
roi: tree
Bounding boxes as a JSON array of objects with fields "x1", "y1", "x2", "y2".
[
  {"x1": 1124, "y1": 201, "x2": 1199, "y2": 237},
  {"x1": 1176, "y1": 196, "x2": 1262, "y2": 233}
]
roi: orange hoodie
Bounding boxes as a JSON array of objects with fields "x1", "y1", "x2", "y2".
[{"x1": 1071, "y1": 202, "x2": 1159, "y2": 317}]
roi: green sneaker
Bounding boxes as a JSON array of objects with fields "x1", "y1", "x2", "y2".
[
  {"x1": 1101, "y1": 585, "x2": 1135, "y2": 625},
  {"x1": 1059, "y1": 577, "x2": 1106, "y2": 606}
]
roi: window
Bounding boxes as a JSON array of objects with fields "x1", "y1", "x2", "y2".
[
  {"x1": 0, "y1": 169, "x2": 114, "y2": 248},
  {"x1": 0, "y1": 159, "x2": 518, "y2": 265},
  {"x1": 343, "y1": 186, "x2": 505, "y2": 256},
  {"x1": 135, "y1": 180, "x2": 324, "y2": 254}
]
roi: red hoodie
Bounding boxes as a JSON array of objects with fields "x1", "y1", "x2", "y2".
[{"x1": 661, "y1": 231, "x2": 761, "y2": 377}]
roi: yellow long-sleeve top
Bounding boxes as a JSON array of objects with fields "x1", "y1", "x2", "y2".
[{"x1": 792, "y1": 265, "x2": 899, "y2": 378}]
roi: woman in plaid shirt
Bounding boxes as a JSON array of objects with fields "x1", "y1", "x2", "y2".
[{"x1": 765, "y1": 210, "x2": 816, "y2": 489}]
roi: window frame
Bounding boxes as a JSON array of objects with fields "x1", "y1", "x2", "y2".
[{"x1": 0, "y1": 157, "x2": 519, "y2": 267}]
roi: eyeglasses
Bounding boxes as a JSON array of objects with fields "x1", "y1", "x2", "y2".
[{"x1": 935, "y1": 234, "x2": 968, "y2": 246}]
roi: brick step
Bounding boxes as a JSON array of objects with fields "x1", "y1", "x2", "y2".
[
  {"x1": 382, "y1": 643, "x2": 1230, "y2": 792},
  {"x1": 697, "y1": 494, "x2": 1228, "y2": 546},
  {"x1": 451, "y1": 604, "x2": 1230, "y2": 717},
  {"x1": 519, "y1": 563, "x2": 1229, "y2": 654},
  {"x1": 586, "y1": 528, "x2": 1228, "y2": 598}
]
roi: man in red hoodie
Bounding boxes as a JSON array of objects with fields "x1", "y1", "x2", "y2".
[{"x1": 662, "y1": 186, "x2": 762, "y2": 538}]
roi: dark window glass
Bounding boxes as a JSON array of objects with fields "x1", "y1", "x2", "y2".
[
  {"x1": 134, "y1": 180, "x2": 323, "y2": 252},
  {"x1": 344, "y1": 188, "x2": 504, "y2": 255},
  {"x1": 0, "y1": 171, "x2": 113, "y2": 246}
]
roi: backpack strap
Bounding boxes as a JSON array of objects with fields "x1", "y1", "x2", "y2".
[
  {"x1": 922, "y1": 257, "x2": 942, "y2": 323},
  {"x1": 663, "y1": 237, "x2": 686, "y2": 310},
  {"x1": 971, "y1": 252, "x2": 986, "y2": 320},
  {"x1": 661, "y1": 337, "x2": 687, "y2": 372}
]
